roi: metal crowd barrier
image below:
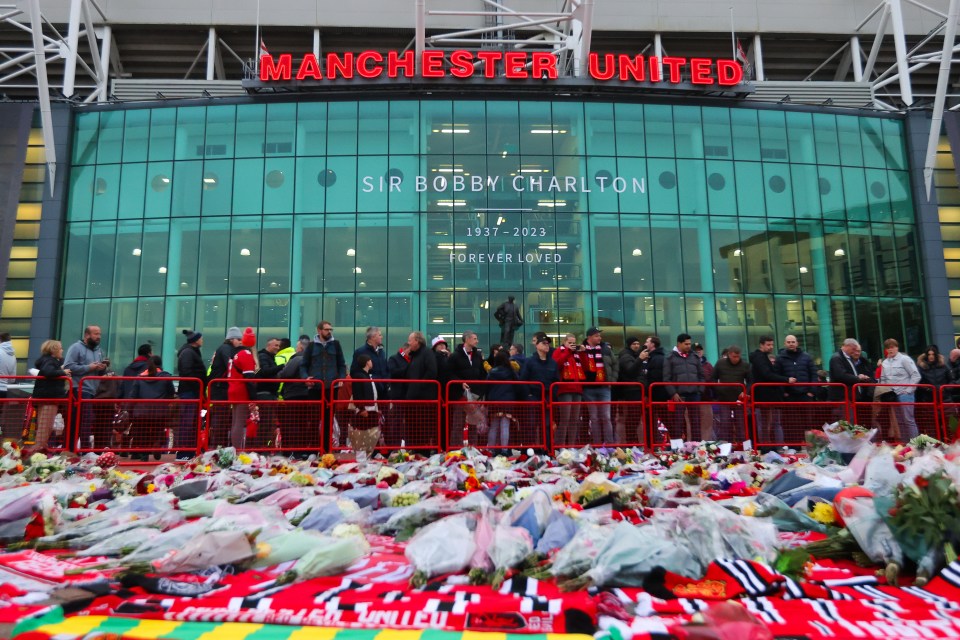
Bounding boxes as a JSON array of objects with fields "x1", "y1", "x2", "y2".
[
  {"x1": 445, "y1": 380, "x2": 546, "y2": 451},
  {"x1": 749, "y1": 382, "x2": 848, "y2": 449},
  {"x1": 207, "y1": 379, "x2": 324, "y2": 454},
  {"x1": 648, "y1": 382, "x2": 747, "y2": 449},
  {"x1": 852, "y1": 383, "x2": 940, "y2": 442},
  {"x1": 547, "y1": 382, "x2": 645, "y2": 452},
  {"x1": 75, "y1": 376, "x2": 203, "y2": 460},
  {"x1": 939, "y1": 385, "x2": 960, "y2": 442},
  {"x1": 0, "y1": 375, "x2": 72, "y2": 454},
  {"x1": 330, "y1": 378, "x2": 441, "y2": 453}
]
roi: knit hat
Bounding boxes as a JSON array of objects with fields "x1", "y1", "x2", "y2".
[
  {"x1": 626, "y1": 336, "x2": 640, "y2": 346},
  {"x1": 241, "y1": 327, "x2": 256, "y2": 348},
  {"x1": 431, "y1": 336, "x2": 447, "y2": 349},
  {"x1": 182, "y1": 329, "x2": 202, "y2": 344},
  {"x1": 225, "y1": 326, "x2": 242, "y2": 341}
]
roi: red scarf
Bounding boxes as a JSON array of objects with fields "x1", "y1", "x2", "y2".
[
  {"x1": 582, "y1": 344, "x2": 606, "y2": 382},
  {"x1": 556, "y1": 347, "x2": 585, "y2": 382}
]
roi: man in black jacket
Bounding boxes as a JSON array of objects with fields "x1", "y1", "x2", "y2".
[
  {"x1": 827, "y1": 338, "x2": 875, "y2": 405},
  {"x1": 402, "y1": 331, "x2": 438, "y2": 448},
  {"x1": 640, "y1": 336, "x2": 667, "y2": 402},
  {"x1": 208, "y1": 327, "x2": 242, "y2": 447},
  {"x1": 385, "y1": 342, "x2": 411, "y2": 447},
  {"x1": 175, "y1": 329, "x2": 206, "y2": 460},
  {"x1": 120, "y1": 344, "x2": 153, "y2": 399},
  {"x1": 446, "y1": 330, "x2": 486, "y2": 447},
  {"x1": 749, "y1": 335, "x2": 795, "y2": 445},
  {"x1": 253, "y1": 337, "x2": 285, "y2": 448}
]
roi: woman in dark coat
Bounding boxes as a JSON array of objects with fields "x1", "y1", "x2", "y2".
[
  {"x1": 129, "y1": 356, "x2": 176, "y2": 460},
  {"x1": 32, "y1": 340, "x2": 71, "y2": 449}
]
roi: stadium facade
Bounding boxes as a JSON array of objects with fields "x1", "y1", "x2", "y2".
[{"x1": 1, "y1": 0, "x2": 958, "y2": 371}]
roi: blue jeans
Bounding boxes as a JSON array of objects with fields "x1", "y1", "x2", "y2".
[
  {"x1": 895, "y1": 393, "x2": 919, "y2": 441},
  {"x1": 488, "y1": 415, "x2": 510, "y2": 447},
  {"x1": 582, "y1": 386, "x2": 614, "y2": 444}
]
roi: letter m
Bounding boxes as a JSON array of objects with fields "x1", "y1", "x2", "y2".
[{"x1": 260, "y1": 54, "x2": 292, "y2": 81}]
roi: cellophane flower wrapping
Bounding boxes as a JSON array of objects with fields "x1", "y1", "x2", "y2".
[
  {"x1": 551, "y1": 522, "x2": 614, "y2": 578},
  {"x1": 286, "y1": 534, "x2": 370, "y2": 582},
  {"x1": 823, "y1": 421, "x2": 877, "y2": 454},
  {"x1": 833, "y1": 496, "x2": 902, "y2": 565},
  {"x1": 152, "y1": 529, "x2": 256, "y2": 574},
  {"x1": 405, "y1": 513, "x2": 477, "y2": 577},
  {"x1": 589, "y1": 521, "x2": 701, "y2": 586}
]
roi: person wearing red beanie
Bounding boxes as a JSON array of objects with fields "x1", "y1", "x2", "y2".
[{"x1": 228, "y1": 327, "x2": 259, "y2": 449}]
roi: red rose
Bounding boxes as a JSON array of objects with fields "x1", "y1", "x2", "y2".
[{"x1": 915, "y1": 476, "x2": 930, "y2": 489}]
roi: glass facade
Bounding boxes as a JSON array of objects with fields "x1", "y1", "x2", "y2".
[{"x1": 62, "y1": 99, "x2": 925, "y2": 366}]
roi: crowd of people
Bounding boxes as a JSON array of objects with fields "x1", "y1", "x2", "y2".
[{"x1": 7, "y1": 322, "x2": 956, "y2": 456}]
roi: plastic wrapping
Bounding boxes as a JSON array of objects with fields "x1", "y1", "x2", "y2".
[
  {"x1": 536, "y1": 511, "x2": 577, "y2": 555},
  {"x1": 405, "y1": 513, "x2": 477, "y2": 577},
  {"x1": 833, "y1": 496, "x2": 902, "y2": 565},
  {"x1": 823, "y1": 422, "x2": 877, "y2": 454},
  {"x1": 551, "y1": 523, "x2": 615, "y2": 578},
  {"x1": 589, "y1": 521, "x2": 701, "y2": 586}
]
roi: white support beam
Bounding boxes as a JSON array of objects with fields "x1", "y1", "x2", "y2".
[
  {"x1": 206, "y1": 27, "x2": 216, "y2": 81},
  {"x1": 313, "y1": 28, "x2": 320, "y2": 60},
  {"x1": 415, "y1": 0, "x2": 425, "y2": 69},
  {"x1": 862, "y1": 3, "x2": 890, "y2": 79},
  {"x1": 27, "y1": 0, "x2": 56, "y2": 196},
  {"x1": 924, "y1": 0, "x2": 960, "y2": 199},
  {"x1": 851, "y1": 35, "x2": 864, "y2": 81},
  {"x1": 98, "y1": 24, "x2": 110, "y2": 101},
  {"x1": 80, "y1": 0, "x2": 104, "y2": 96},
  {"x1": 887, "y1": 0, "x2": 914, "y2": 105},
  {"x1": 753, "y1": 34, "x2": 764, "y2": 81},
  {"x1": 575, "y1": 0, "x2": 593, "y2": 79},
  {"x1": 61, "y1": 0, "x2": 82, "y2": 97}
]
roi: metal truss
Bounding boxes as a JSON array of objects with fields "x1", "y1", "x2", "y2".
[
  {"x1": 808, "y1": 0, "x2": 960, "y2": 198},
  {"x1": 0, "y1": 0, "x2": 112, "y2": 195},
  {"x1": 415, "y1": 0, "x2": 595, "y2": 77}
]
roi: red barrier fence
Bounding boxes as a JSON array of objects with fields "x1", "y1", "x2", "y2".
[
  {"x1": 939, "y1": 385, "x2": 960, "y2": 442},
  {"x1": 6, "y1": 377, "x2": 959, "y2": 456},
  {"x1": 76, "y1": 376, "x2": 203, "y2": 460},
  {"x1": 547, "y1": 382, "x2": 645, "y2": 452},
  {"x1": 648, "y1": 382, "x2": 747, "y2": 449},
  {"x1": 445, "y1": 380, "x2": 547, "y2": 451},
  {"x1": 749, "y1": 382, "x2": 849, "y2": 449},
  {"x1": 852, "y1": 383, "x2": 940, "y2": 442},
  {"x1": 330, "y1": 378, "x2": 441, "y2": 454},
  {"x1": 207, "y1": 379, "x2": 324, "y2": 454},
  {"x1": 0, "y1": 375, "x2": 72, "y2": 454}
]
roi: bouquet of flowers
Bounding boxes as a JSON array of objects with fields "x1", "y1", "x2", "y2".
[
  {"x1": 887, "y1": 470, "x2": 960, "y2": 582},
  {"x1": 823, "y1": 420, "x2": 877, "y2": 454}
]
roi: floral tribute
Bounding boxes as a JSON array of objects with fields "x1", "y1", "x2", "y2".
[{"x1": 1, "y1": 436, "x2": 960, "y2": 640}]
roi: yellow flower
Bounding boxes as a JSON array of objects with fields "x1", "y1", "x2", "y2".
[
  {"x1": 146, "y1": 483, "x2": 156, "y2": 494},
  {"x1": 810, "y1": 502, "x2": 837, "y2": 525},
  {"x1": 238, "y1": 454, "x2": 252, "y2": 465},
  {"x1": 742, "y1": 503, "x2": 757, "y2": 517},
  {"x1": 683, "y1": 464, "x2": 694, "y2": 474}
]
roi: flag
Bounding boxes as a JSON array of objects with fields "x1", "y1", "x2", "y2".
[
  {"x1": 736, "y1": 39, "x2": 753, "y2": 79},
  {"x1": 259, "y1": 38, "x2": 270, "y2": 58}
]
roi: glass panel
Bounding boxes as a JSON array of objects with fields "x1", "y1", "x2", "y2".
[
  {"x1": 866, "y1": 168, "x2": 891, "y2": 221},
  {"x1": 389, "y1": 101, "x2": 418, "y2": 154},
  {"x1": 73, "y1": 112, "x2": 99, "y2": 165},
  {"x1": 648, "y1": 158, "x2": 678, "y2": 214},
  {"x1": 847, "y1": 222, "x2": 877, "y2": 295},
  {"x1": 709, "y1": 217, "x2": 741, "y2": 293},
  {"x1": 734, "y1": 162, "x2": 765, "y2": 216},
  {"x1": 324, "y1": 156, "x2": 358, "y2": 213},
  {"x1": 62, "y1": 222, "x2": 90, "y2": 299},
  {"x1": 355, "y1": 213, "x2": 389, "y2": 291},
  {"x1": 324, "y1": 214, "x2": 358, "y2": 292},
  {"x1": 229, "y1": 217, "x2": 262, "y2": 294},
  {"x1": 171, "y1": 218, "x2": 200, "y2": 295},
  {"x1": 140, "y1": 219, "x2": 170, "y2": 297},
  {"x1": 356, "y1": 156, "x2": 388, "y2": 212},
  {"x1": 148, "y1": 108, "x2": 176, "y2": 162},
  {"x1": 297, "y1": 214, "x2": 325, "y2": 293},
  {"x1": 762, "y1": 162, "x2": 793, "y2": 217},
  {"x1": 175, "y1": 106, "x2": 206, "y2": 160},
  {"x1": 197, "y1": 217, "x2": 230, "y2": 294},
  {"x1": 677, "y1": 159, "x2": 707, "y2": 215},
  {"x1": 673, "y1": 106, "x2": 704, "y2": 159},
  {"x1": 453, "y1": 101, "x2": 486, "y2": 155},
  {"x1": 266, "y1": 103, "x2": 296, "y2": 156},
  {"x1": 882, "y1": 119, "x2": 907, "y2": 170},
  {"x1": 812, "y1": 113, "x2": 840, "y2": 165},
  {"x1": 205, "y1": 104, "x2": 236, "y2": 158},
  {"x1": 235, "y1": 104, "x2": 266, "y2": 158},
  {"x1": 201, "y1": 159, "x2": 234, "y2": 216},
  {"x1": 617, "y1": 157, "x2": 649, "y2": 213},
  {"x1": 86, "y1": 222, "x2": 117, "y2": 298},
  {"x1": 791, "y1": 164, "x2": 821, "y2": 218},
  {"x1": 91, "y1": 165, "x2": 120, "y2": 220},
  {"x1": 67, "y1": 165, "x2": 94, "y2": 221},
  {"x1": 614, "y1": 103, "x2": 645, "y2": 156},
  {"x1": 893, "y1": 224, "x2": 921, "y2": 296},
  {"x1": 113, "y1": 220, "x2": 142, "y2": 297},
  {"x1": 328, "y1": 102, "x2": 359, "y2": 156},
  {"x1": 171, "y1": 160, "x2": 202, "y2": 217},
  {"x1": 860, "y1": 117, "x2": 886, "y2": 168},
  {"x1": 842, "y1": 166, "x2": 869, "y2": 221},
  {"x1": 97, "y1": 110, "x2": 124, "y2": 164},
  {"x1": 263, "y1": 157, "x2": 295, "y2": 214},
  {"x1": 233, "y1": 158, "x2": 264, "y2": 215},
  {"x1": 118, "y1": 163, "x2": 146, "y2": 219},
  {"x1": 297, "y1": 102, "x2": 328, "y2": 156},
  {"x1": 818, "y1": 165, "x2": 845, "y2": 220},
  {"x1": 889, "y1": 171, "x2": 914, "y2": 223},
  {"x1": 768, "y1": 219, "x2": 800, "y2": 294},
  {"x1": 650, "y1": 215, "x2": 682, "y2": 291},
  {"x1": 644, "y1": 105, "x2": 674, "y2": 158},
  {"x1": 786, "y1": 111, "x2": 816, "y2": 164},
  {"x1": 758, "y1": 111, "x2": 788, "y2": 161},
  {"x1": 133, "y1": 163, "x2": 171, "y2": 223},
  {"x1": 837, "y1": 115, "x2": 864, "y2": 166}
]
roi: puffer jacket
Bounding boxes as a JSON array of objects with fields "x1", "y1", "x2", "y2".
[
  {"x1": 0, "y1": 341, "x2": 16, "y2": 391},
  {"x1": 918, "y1": 354, "x2": 951, "y2": 388},
  {"x1": 617, "y1": 347, "x2": 644, "y2": 401},
  {"x1": 662, "y1": 349, "x2": 704, "y2": 397}
]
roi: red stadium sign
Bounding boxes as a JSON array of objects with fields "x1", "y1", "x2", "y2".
[{"x1": 259, "y1": 50, "x2": 744, "y2": 86}]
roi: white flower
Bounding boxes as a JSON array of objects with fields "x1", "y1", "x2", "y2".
[
  {"x1": 30, "y1": 452, "x2": 47, "y2": 466},
  {"x1": 492, "y1": 456, "x2": 512, "y2": 470},
  {"x1": 331, "y1": 523, "x2": 364, "y2": 539},
  {"x1": 556, "y1": 450, "x2": 574, "y2": 465},
  {"x1": 515, "y1": 486, "x2": 535, "y2": 501}
]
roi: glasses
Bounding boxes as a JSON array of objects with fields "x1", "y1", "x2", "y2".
[{"x1": 321, "y1": 327, "x2": 333, "y2": 332}]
